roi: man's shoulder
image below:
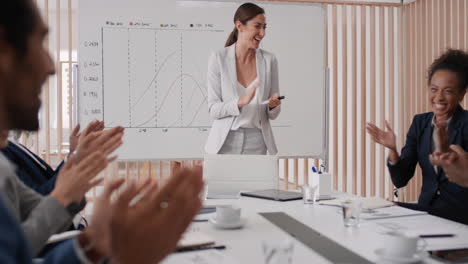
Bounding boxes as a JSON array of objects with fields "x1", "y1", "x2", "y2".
[
  {"x1": 0, "y1": 153, "x2": 16, "y2": 177},
  {"x1": 0, "y1": 197, "x2": 31, "y2": 264}
]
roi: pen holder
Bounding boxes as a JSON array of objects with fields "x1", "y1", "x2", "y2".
[{"x1": 318, "y1": 173, "x2": 332, "y2": 197}]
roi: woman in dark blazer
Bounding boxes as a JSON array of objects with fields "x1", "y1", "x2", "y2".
[{"x1": 367, "y1": 49, "x2": 468, "y2": 224}]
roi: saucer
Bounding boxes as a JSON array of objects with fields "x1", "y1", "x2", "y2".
[
  {"x1": 375, "y1": 248, "x2": 429, "y2": 263},
  {"x1": 209, "y1": 216, "x2": 246, "y2": 229}
]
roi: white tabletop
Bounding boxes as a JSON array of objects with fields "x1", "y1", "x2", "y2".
[{"x1": 167, "y1": 196, "x2": 468, "y2": 263}]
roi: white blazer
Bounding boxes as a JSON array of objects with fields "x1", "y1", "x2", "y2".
[{"x1": 205, "y1": 44, "x2": 281, "y2": 154}]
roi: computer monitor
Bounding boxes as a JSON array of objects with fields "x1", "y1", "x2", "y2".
[{"x1": 203, "y1": 154, "x2": 279, "y2": 199}]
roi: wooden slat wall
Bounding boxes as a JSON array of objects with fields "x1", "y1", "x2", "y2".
[
  {"x1": 397, "y1": 6, "x2": 404, "y2": 201},
  {"x1": 359, "y1": 5, "x2": 367, "y2": 197},
  {"x1": 341, "y1": 6, "x2": 348, "y2": 193},
  {"x1": 28, "y1": 0, "x2": 467, "y2": 204},
  {"x1": 369, "y1": 6, "x2": 376, "y2": 197},
  {"x1": 327, "y1": 4, "x2": 401, "y2": 199},
  {"x1": 331, "y1": 5, "x2": 339, "y2": 191},
  {"x1": 401, "y1": 0, "x2": 468, "y2": 201},
  {"x1": 350, "y1": 6, "x2": 357, "y2": 195},
  {"x1": 387, "y1": 6, "x2": 394, "y2": 200}
]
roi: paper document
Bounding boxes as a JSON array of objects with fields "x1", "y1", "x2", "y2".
[
  {"x1": 320, "y1": 197, "x2": 394, "y2": 209},
  {"x1": 177, "y1": 227, "x2": 215, "y2": 249},
  {"x1": 360, "y1": 205, "x2": 427, "y2": 220},
  {"x1": 371, "y1": 214, "x2": 468, "y2": 251},
  {"x1": 162, "y1": 249, "x2": 239, "y2": 264}
]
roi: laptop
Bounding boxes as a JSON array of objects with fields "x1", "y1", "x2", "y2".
[
  {"x1": 241, "y1": 189, "x2": 303, "y2": 202},
  {"x1": 203, "y1": 154, "x2": 278, "y2": 199}
]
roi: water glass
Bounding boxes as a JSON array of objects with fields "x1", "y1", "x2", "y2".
[
  {"x1": 262, "y1": 239, "x2": 294, "y2": 264},
  {"x1": 301, "y1": 184, "x2": 318, "y2": 204},
  {"x1": 341, "y1": 200, "x2": 362, "y2": 227},
  {"x1": 199, "y1": 183, "x2": 209, "y2": 200}
]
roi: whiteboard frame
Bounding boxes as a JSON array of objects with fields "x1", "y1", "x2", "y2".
[{"x1": 76, "y1": 0, "x2": 329, "y2": 161}]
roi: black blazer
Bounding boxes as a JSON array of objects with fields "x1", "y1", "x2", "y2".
[
  {"x1": 388, "y1": 105, "x2": 468, "y2": 224},
  {"x1": 1, "y1": 141, "x2": 62, "y2": 195}
]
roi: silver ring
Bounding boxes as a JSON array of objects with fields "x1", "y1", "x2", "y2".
[{"x1": 160, "y1": 201, "x2": 169, "y2": 209}]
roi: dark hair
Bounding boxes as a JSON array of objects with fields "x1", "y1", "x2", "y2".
[
  {"x1": 428, "y1": 49, "x2": 468, "y2": 91},
  {"x1": 225, "y1": 3, "x2": 265, "y2": 47},
  {"x1": 0, "y1": 0, "x2": 36, "y2": 57}
]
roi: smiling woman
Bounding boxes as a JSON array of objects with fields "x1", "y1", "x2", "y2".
[
  {"x1": 366, "y1": 49, "x2": 468, "y2": 225},
  {"x1": 428, "y1": 51, "x2": 468, "y2": 122},
  {"x1": 205, "y1": 2, "x2": 282, "y2": 155}
]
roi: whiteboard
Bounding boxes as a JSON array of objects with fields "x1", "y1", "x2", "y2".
[{"x1": 78, "y1": 0, "x2": 326, "y2": 160}]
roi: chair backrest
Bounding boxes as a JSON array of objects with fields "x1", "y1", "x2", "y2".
[{"x1": 203, "y1": 154, "x2": 279, "y2": 199}]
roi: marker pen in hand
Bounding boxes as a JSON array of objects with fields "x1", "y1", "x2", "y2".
[{"x1": 262, "y1": 95, "x2": 285, "y2": 105}]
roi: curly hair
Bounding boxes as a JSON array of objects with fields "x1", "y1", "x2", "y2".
[
  {"x1": 0, "y1": 0, "x2": 36, "y2": 57},
  {"x1": 428, "y1": 49, "x2": 468, "y2": 91}
]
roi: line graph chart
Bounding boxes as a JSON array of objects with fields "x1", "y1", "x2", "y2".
[
  {"x1": 102, "y1": 27, "x2": 221, "y2": 128},
  {"x1": 79, "y1": 0, "x2": 325, "y2": 159}
]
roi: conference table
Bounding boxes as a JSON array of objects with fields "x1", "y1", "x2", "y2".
[{"x1": 164, "y1": 194, "x2": 468, "y2": 263}]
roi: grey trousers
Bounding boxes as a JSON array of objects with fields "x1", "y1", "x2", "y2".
[{"x1": 218, "y1": 128, "x2": 267, "y2": 155}]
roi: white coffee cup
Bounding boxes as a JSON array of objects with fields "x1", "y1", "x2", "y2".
[
  {"x1": 384, "y1": 231, "x2": 426, "y2": 258},
  {"x1": 216, "y1": 205, "x2": 241, "y2": 224}
]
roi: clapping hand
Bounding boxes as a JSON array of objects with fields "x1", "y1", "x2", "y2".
[
  {"x1": 430, "y1": 145, "x2": 468, "y2": 187},
  {"x1": 83, "y1": 178, "x2": 127, "y2": 257},
  {"x1": 73, "y1": 126, "x2": 124, "y2": 164},
  {"x1": 51, "y1": 152, "x2": 107, "y2": 206},
  {"x1": 110, "y1": 166, "x2": 204, "y2": 264},
  {"x1": 238, "y1": 79, "x2": 260, "y2": 108},
  {"x1": 366, "y1": 120, "x2": 397, "y2": 151},
  {"x1": 53, "y1": 122, "x2": 124, "y2": 207},
  {"x1": 69, "y1": 120, "x2": 105, "y2": 154},
  {"x1": 434, "y1": 117, "x2": 450, "y2": 153}
]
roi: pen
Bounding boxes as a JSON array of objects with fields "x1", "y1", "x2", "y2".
[
  {"x1": 192, "y1": 219, "x2": 209, "y2": 222},
  {"x1": 176, "y1": 245, "x2": 226, "y2": 253},
  {"x1": 419, "y1": 234, "x2": 455, "y2": 238},
  {"x1": 261, "y1": 96, "x2": 285, "y2": 105},
  {"x1": 199, "y1": 208, "x2": 216, "y2": 214}
]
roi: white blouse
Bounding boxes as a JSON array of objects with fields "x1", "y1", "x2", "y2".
[{"x1": 231, "y1": 80, "x2": 263, "y2": 130}]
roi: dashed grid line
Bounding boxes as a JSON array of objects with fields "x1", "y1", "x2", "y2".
[
  {"x1": 154, "y1": 31, "x2": 158, "y2": 127},
  {"x1": 180, "y1": 32, "x2": 183, "y2": 126},
  {"x1": 128, "y1": 28, "x2": 132, "y2": 126}
]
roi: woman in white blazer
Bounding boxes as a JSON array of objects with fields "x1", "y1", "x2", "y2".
[{"x1": 205, "y1": 3, "x2": 281, "y2": 155}]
